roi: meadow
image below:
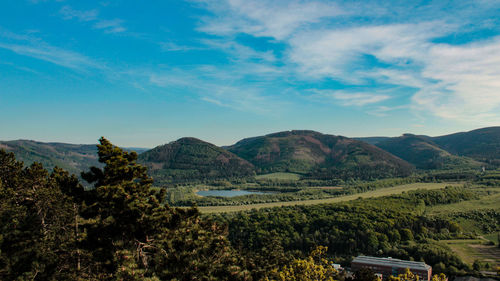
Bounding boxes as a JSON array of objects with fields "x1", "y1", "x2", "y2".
[
  {"x1": 255, "y1": 172, "x2": 301, "y2": 181},
  {"x1": 440, "y1": 239, "x2": 500, "y2": 269},
  {"x1": 197, "y1": 182, "x2": 461, "y2": 213},
  {"x1": 426, "y1": 190, "x2": 500, "y2": 215}
]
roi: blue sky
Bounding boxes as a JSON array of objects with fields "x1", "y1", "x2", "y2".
[{"x1": 1, "y1": 0, "x2": 500, "y2": 147}]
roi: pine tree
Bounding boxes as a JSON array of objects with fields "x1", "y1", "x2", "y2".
[
  {"x1": 0, "y1": 150, "x2": 82, "y2": 280},
  {"x1": 267, "y1": 246, "x2": 339, "y2": 281},
  {"x1": 80, "y1": 137, "x2": 250, "y2": 280}
]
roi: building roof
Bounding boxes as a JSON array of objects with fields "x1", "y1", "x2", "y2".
[{"x1": 352, "y1": 256, "x2": 431, "y2": 271}]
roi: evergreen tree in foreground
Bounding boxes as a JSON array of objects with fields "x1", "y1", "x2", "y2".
[
  {"x1": 0, "y1": 138, "x2": 250, "y2": 280},
  {"x1": 80, "y1": 137, "x2": 249, "y2": 280},
  {"x1": 0, "y1": 150, "x2": 82, "y2": 280}
]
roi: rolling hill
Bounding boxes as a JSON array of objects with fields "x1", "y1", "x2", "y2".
[
  {"x1": 0, "y1": 140, "x2": 149, "y2": 176},
  {"x1": 226, "y1": 130, "x2": 414, "y2": 179},
  {"x1": 0, "y1": 140, "x2": 100, "y2": 176},
  {"x1": 376, "y1": 134, "x2": 481, "y2": 170},
  {"x1": 354, "y1": 136, "x2": 391, "y2": 145},
  {"x1": 432, "y1": 127, "x2": 500, "y2": 165},
  {"x1": 138, "y1": 137, "x2": 255, "y2": 183}
]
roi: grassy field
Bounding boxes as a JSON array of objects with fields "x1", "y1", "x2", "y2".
[
  {"x1": 255, "y1": 172, "x2": 301, "y2": 181},
  {"x1": 426, "y1": 189, "x2": 500, "y2": 215},
  {"x1": 197, "y1": 182, "x2": 461, "y2": 213},
  {"x1": 310, "y1": 186, "x2": 343, "y2": 190},
  {"x1": 484, "y1": 233, "x2": 499, "y2": 245},
  {"x1": 441, "y1": 239, "x2": 500, "y2": 267}
]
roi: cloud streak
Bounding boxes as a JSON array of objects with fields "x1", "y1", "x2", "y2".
[
  {"x1": 59, "y1": 5, "x2": 126, "y2": 33},
  {"x1": 197, "y1": 0, "x2": 343, "y2": 40},
  {"x1": 310, "y1": 90, "x2": 391, "y2": 107},
  {"x1": 147, "y1": 66, "x2": 287, "y2": 115},
  {"x1": 0, "y1": 30, "x2": 103, "y2": 71},
  {"x1": 60, "y1": 5, "x2": 98, "y2": 22}
]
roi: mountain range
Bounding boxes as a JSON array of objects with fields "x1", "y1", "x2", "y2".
[{"x1": 2, "y1": 126, "x2": 499, "y2": 183}]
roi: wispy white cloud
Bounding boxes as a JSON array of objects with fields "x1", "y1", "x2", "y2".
[
  {"x1": 59, "y1": 5, "x2": 126, "y2": 33},
  {"x1": 147, "y1": 67, "x2": 287, "y2": 114},
  {"x1": 201, "y1": 39, "x2": 276, "y2": 62},
  {"x1": 412, "y1": 37, "x2": 500, "y2": 124},
  {"x1": 195, "y1": 0, "x2": 500, "y2": 125},
  {"x1": 309, "y1": 89, "x2": 391, "y2": 107},
  {"x1": 93, "y1": 19, "x2": 126, "y2": 33},
  {"x1": 367, "y1": 105, "x2": 409, "y2": 117},
  {"x1": 60, "y1": 5, "x2": 98, "y2": 22},
  {"x1": 29, "y1": 0, "x2": 65, "y2": 3},
  {"x1": 0, "y1": 40, "x2": 102, "y2": 71},
  {"x1": 287, "y1": 22, "x2": 447, "y2": 82},
  {"x1": 0, "y1": 28, "x2": 105, "y2": 72},
  {"x1": 197, "y1": 0, "x2": 343, "y2": 40},
  {"x1": 160, "y1": 42, "x2": 204, "y2": 52},
  {"x1": 199, "y1": 85, "x2": 280, "y2": 114}
]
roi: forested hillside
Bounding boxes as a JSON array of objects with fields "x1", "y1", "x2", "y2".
[
  {"x1": 138, "y1": 137, "x2": 255, "y2": 183},
  {"x1": 227, "y1": 130, "x2": 414, "y2": 179},
  {"x1": 376, "y1": 134, "x2": 481, "y2": 170},
  {"x1": 0, "y1": 140, "x2": 100, "y2": 175},
  {"x1": 432, "y1": 127, "x2": 500, "y2": 166}
]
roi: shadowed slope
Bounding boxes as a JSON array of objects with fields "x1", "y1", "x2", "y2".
[{"x1": 377, "y1": 134, "x2": 481, "y2": 170}]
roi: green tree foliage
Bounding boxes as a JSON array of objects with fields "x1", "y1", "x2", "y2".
[
  {"x1": 0, "y1": 139, "x2": 100, "y2": 176},
  {"x1": 239, "y1": 232, "x2": 292, "y2": 280},
  {"x1": 0, "y1": 139, "x2": 251, "y2": 280},
  {"x1": 348, "y1": 268, "x2": 380, "y2": 281},
  {"x1": 212, "y1": 188, "x2": 473, "y2": 275},
  {"x1": 227, "y1": 130, "x2": 414, "y2": 179},
  {"x1": 266, "y1": 246, "x2": 339, "y2": 281},
  {"x1": 138, "y1": 137, "x2": 254, "y2": 184},
  {"x1": 79, "y1": 137, "x2": 250, "y2": 280},
  {"x1": 376, "y1": 134, "x2": 481, "y2": 170},
  {"x1": 0, "y1": 150, "x2": 83, "y2": 280},
  {"x1": 431, "y1": 273, "x2": 447, "y2": 281},
  {"x1": 388, "y1": 268, "x2": 447, "y2": 281},
  {"x1": 388, "y1": 268, "x2": 420, "y2": 281}
]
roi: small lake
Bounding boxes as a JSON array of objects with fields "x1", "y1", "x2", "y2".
[{"x1": 196, "y1": 189, "x2": 270, "y2": 197}]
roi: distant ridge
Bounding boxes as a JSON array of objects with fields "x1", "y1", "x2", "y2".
[
  {"x1": 376, "y1": 134, "x2": 481, "y2": 170},
  {"x1": 0, "y1": 139, "x2": 148, "y2": 176},
  {"x1": 362, "y1": 127, "x2": 500, "y2": 168},
  {"x1": 226, "y1": 130, "x2": 414, "y2": 179},
  {"x1": 353, "y1": 137, "x2": 391, "y2": 145},
  {"x1": 138, "y1": 137, "x2": 254, "y2": 183},
  {"x1": 0, "y1": 140, "x2": 100, "y2": 176},
  {"x1": 432, "y1": 127, "x2": 500, "y2": 164}
]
